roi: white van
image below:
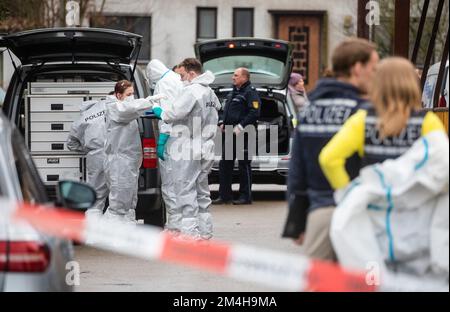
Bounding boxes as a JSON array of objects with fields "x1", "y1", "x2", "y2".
[{"x1": 422, "y1": 60, "x2": 449, "y2": 108}]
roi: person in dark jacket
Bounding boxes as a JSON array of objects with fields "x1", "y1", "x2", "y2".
[
  {"x1": 213, "y1": 67, "x2": 261, "y2": 205},
  {"x1": 282, "y1": 38, "x2": 379, "y2": 261}
]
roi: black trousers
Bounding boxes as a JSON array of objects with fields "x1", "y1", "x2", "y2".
[{"x1": 218, "y1": 132, "x2": 253, "y2": 202}]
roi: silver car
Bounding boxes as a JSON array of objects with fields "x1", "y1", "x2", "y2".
[{"x1": 0, "y1": 112, "x2": 95, "y2": 291}]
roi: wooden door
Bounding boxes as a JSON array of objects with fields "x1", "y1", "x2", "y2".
[{"x1": 277, "y1": 15, "x2": 322, "y2": 91}]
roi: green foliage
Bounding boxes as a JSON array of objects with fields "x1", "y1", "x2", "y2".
[{"x1": 0, "y1": 0, "x2": 106, "y2": 33}]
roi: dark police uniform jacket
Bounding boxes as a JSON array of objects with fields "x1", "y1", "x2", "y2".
[
  {"x1": 282, "y1": 79, "x2": 367, "y2": 239},
  {"x1": 362, "y1": 105, "x2": 427, "y2": 167},
  {"x1": 219, "y1": 81, "x2": 261, "y2": 128}
]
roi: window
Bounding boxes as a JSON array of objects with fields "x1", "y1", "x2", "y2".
[
  {"x1": 197, "y1": 8, "x2": 217, "y2": 41},
  {"x1": 11, "y1": 130, "x2": 47, "y2": 204},
  {"x1": 92, "y1": 15, "x2": 151, "y2": 63},
  {"x1": 204, "y1": 55, "x2": 284, "y2": 78},
  {"x1": 233, "y1": 8, "x2": 254, "y2": 37},
  {"x1": 203, "y1": 55, "x2": 285, "y2": 86},
  {"x1": 0, "y1": 52, "x2": 4, "y2": 107},
  {"x1": 1, "y1": 52, "x2": 3, "y2": 87}
]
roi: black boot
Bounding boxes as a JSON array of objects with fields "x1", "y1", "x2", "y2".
[
  {"x1": 232, "y1": 198, "x2": 252, "y2": 205},
  {"x1": 212, "y1": 197, "x2": 233, "y2": 205}
]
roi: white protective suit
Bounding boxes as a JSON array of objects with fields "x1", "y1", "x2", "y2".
[
  {"x1": 103, "y1": 94, "x2": 163, "y2": 223},
  {"x1": 146, "y1": 59, "x2": 183, "y2": 232},
  {"x1": 330, "y1": 131, "x2": 449, "y2": 291},
  {"x1": 67, "y1": 99, "x2": 110, "y2": 218},
  {"x1": 160, "y1": 71, "x2": 220, "y2": 239}
]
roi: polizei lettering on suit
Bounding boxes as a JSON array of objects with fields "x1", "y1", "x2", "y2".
[
  {"x1": 297, "y1": 99, "x2": 357, "y2": 134},
  {"x1": 365, "y1": 117, "x2": 422, "y2": 147},
  {"x1": 299, "y1": 103, "x2": 353, "y2": 125},
  {"x1": 84, "y1": 110, "x2": 105, "y2": 122}
]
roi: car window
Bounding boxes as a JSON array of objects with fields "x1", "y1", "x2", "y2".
[
  {"x1": 422, "y1": 73, "x2": 438, "y2": 109},
  {"x1": 441, "y1": 67, "x2": 448, "y2": 97},
  {"x1": 0, "y1": 88, "x2": 5, "y2": 108},
  {"x1": 204, "y1": 55, "x2": 285, "y2": 78},
  {"x1": 11, "y1": 130, "x2": 47, "y2": 204}
]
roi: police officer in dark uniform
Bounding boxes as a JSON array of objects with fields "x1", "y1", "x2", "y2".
[
  {"x1": 213, "y1": 67, "x2": 261, "y2": 205},
  {"x1": 282, "y1": 38, "x2": 379, "y2": 261}
]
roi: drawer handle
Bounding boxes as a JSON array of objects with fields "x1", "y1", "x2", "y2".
[
  {"x1": 68, "y1": 90, "x2": 89, "y2": 94},
  {"x1": 51, "y1": 124, "x2": 64, "y2": 130},
  {"x1": 51, "y1": 143, "x2": 64, "y2": 150},
  {"x1": 47, "y1": 175, "x2": 59, "y2": 182},
  {"x1": 51, "y1": 104, "x2": 64, "y2": 110},
  {"x1": 47, "y1": 158, "x2": 60, "y2": 164}
]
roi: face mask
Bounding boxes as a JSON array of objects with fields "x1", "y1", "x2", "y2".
[{"x1": 124, "y1": 95, "x2": 135, "y2": 102}]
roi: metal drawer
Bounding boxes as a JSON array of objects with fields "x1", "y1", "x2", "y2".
[
  {"x1": 87, "y1": 96, "x2": 108, "y2": 102},
  {"x1": 30, "y1": 82, "x2": 115, "y2": 95},
  {"x1": 31, "y1": 122, "x2": 74, "y2": 132},
  {"x1": 30, "y1": 142, "x2": 72, "y2": 152},
  {"x1": 31, "y1": 132, "x2": 70, "y2": 142},
  {"x1": 29, "y1": 97, "x2": 83, "y2": 112},
  {"x1": 33, "y1": 156, "x2": 82, "y2": 168},
  {"x1": 30, "y1": 112, "x2": 80, "y2": 122},
  {"x1": 37, "y1": 167, "x2": 82, "y2": 183}
]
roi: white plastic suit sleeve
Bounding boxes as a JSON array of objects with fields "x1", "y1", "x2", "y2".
[
  {"x1": 146, "y1": 94, "x2": 167, "y2": 102},
  {"x1": 161, "y1": 89, "x2": 196, "y2": 123},
  {"x1": 66, "y1": 118, "x2": 84, "y2": 152},
  {"x1": 111, "y1": 98, "x2": 156, "y2": 123}
]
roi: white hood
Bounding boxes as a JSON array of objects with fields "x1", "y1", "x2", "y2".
[
  {"x1": 146, "y1": 59, "x2": 171, "y2": 84},
  {"x1": 151, "y1": 60, "x2": 183, "y2": 108},
  {"x1": 191, "y1": 70, "x2": 215, "y2": 86}
]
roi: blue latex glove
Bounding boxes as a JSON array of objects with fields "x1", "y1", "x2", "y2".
[
  {"x1": 144, "y1": 109, "x2": 155, "y2": 116},
  {"x1": 157, "y1": 133, "x2": 170, "y2": 160},
  {"x1": 153, "y1": 106, "x2": 163, "y2": 119}
]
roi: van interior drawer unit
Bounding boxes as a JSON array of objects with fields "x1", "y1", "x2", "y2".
[{"x1": 26, "y1": 81, "x2": 114, "y2": 187}]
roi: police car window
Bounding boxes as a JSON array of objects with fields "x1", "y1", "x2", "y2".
[
  {"x1": 11, "y1": 130, "x2": 47, "y2": 204},
  {"x1": 204, "y1": 56, "x2": 284, "y2": 78}
]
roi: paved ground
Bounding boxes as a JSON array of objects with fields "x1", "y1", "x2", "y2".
[{"x1": 74, "y1": 184, "x2": 304, "y2": 292}]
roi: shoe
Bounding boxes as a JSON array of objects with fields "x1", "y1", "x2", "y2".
[
  {"x1": 212, "y1": 198, "x2": 233, "y2": 205},
  {"x1": 233, "y1": 198, "x2": 252, "y2": 205}
]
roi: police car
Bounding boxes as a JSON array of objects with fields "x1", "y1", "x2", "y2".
[
  {"x1": 1, "y1": 28, "x2": 165, "y2": 226},
  {"x1": 195, "y1": 38, "x2": 296, "y2": 184}
]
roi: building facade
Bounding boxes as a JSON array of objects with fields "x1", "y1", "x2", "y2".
[{"x1": 2, "y1": 0, "x2": 358, "y2": 91}]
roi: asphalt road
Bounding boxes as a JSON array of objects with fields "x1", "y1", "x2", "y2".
[{"x1": 74, "y1": 184, "x2": 304, "y2": 292}]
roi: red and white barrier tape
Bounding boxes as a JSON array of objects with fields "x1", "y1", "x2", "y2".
[{"x1": 1, "y1": 199, "x2": 382, "y2": 292}]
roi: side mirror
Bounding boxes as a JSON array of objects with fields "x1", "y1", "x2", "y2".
[{"x1": 56, "y1": 180, "x2": 97, "y2": 211}]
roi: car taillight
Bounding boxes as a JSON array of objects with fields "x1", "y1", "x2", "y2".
[
  {"x1": 438, "y1": 96, "x2": 447, "y2": 108},
  {"x1": 0, "y1": 241, "x2": 50, "y2": 273},
  {"x1": 142, "y1": 138, "x2": 158, "y2": 169}
]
